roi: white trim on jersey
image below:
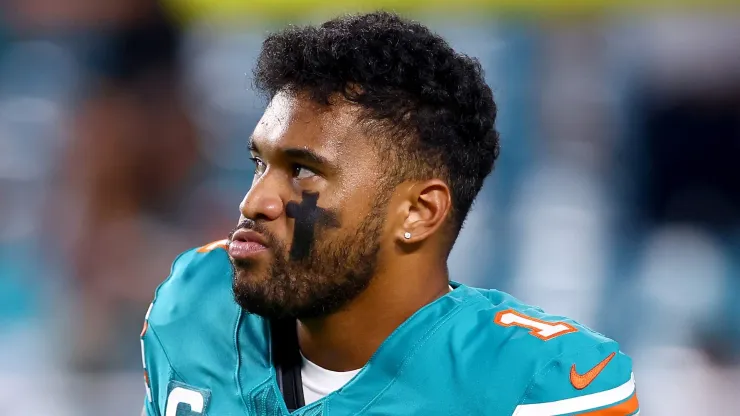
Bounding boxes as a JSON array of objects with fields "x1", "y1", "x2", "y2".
[
  {"x1": 142, "y1": 303, "x2": 154, "y2": 402},
  {"x1": 145, "y1": 302, "x2": 153, "y2": 320},
  {"x1": 513, "y1": 373, "x2": 636, "y2": 416},
  {"x1": 140, "y1": 338, "x2": 147, "y2": 369}
]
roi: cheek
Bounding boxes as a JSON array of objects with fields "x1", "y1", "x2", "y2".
[
  {"x1": 339, "y1": 165, "x2": 385, "y2": 196},
  {"x1": 333, "y1": 198, "x2": 371, "y2": 227},
  {"x1": 337, "y1": 194, "x2": 389, "y2": 230}
]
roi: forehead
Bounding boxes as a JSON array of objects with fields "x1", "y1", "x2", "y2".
[{"x1": 251, "y1": 91, "x2": 367, "y2": 157}]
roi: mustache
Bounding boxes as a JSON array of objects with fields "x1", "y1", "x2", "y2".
[{"x1": 228, "y1": 219, "x2": 278, "y2": 247}]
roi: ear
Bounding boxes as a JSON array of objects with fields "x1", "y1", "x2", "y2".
[{"x1": 395, "y1": 179, "x2": 452, "y2": 245}]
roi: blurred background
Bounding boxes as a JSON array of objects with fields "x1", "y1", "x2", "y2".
[{"x1": 1, "y1": 0, "x2": 739, "y2": 414}]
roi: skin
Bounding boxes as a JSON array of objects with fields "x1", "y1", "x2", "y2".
[{"x1": 230, "y1": 90, "x2": 453, "y2": 371}]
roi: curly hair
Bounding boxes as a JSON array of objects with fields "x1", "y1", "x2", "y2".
[{"x1": 254, "y1": 11, "x2": 500, "y2": 234}]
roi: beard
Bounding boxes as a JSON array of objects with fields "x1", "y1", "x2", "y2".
[{"x1": 229, "y1": 199, "x2": 386, "y2": 321}]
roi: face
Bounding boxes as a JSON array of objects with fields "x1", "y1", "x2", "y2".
[{"x1": 228, "y1": 92, "x2": 392, "y2": 320}]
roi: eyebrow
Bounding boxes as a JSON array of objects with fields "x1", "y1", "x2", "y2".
[
  {"x1": 283, "y1": 148, "x2": 331, "y2": 167},
  {"x1": 248, "y1": 137, "x2": 331, "y2": 168}
]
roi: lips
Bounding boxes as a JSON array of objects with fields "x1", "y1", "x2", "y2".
[{"x1": 228, "y1": 229, "x2": 269, "y2": 260}]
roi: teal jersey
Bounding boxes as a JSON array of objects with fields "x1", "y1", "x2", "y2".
[{"x1": 141, "y1": 241, "x2": 639, "y2": 416}]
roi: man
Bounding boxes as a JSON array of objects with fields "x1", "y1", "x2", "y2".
[{"x1": 141, "y1": 11, "x2": 639, "y2": 416}]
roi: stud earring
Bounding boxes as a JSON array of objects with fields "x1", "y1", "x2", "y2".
[{"x1": 403, "y1": 232, "x2": 412, "y2": 239}]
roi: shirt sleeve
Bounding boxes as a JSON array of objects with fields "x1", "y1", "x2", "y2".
[{"x1": 513, "y1": 341, "x2": 639, "y2": 415}]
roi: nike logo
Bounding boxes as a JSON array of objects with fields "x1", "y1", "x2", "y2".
[{"x1": 570, "y1": 352, "x2": 616, "y2": 390}]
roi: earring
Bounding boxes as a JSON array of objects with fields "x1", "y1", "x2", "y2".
[{"x1": 403, "y1": 232, "x2": 412, "y2": 239}]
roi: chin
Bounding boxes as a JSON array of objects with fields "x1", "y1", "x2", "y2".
[
  {"x1": 232, "y1": 264, "x2": 268, "y2": 287},
  {"x1": 231, "y1": 273, "x2": 335, "y2": 320},
  {"x1": 232, "y1": 285, "x2": 306, "y2": 320}
]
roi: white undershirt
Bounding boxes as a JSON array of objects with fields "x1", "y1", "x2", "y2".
[
  {"x1": 301, "y1": 354, "x2": 361, "y2": 405},
  {"x1": 299, "y1": 286, "x2": 455, "y2": 405}
]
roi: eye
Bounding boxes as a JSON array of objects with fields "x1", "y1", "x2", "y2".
[
  {"x1": 292, "y1": 164, "x2": 317, "y2": 180},
  {"x1": 249, "y1": 157, "x2": 266, "y2": 176}
]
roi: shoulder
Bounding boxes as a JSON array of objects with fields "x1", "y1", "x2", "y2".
[
  {"x1": 459, "y1": 287, "x2": 620, "y2": 369},
  {"x1": 148, "y1": 239, "x2": 234, "y2": 334},
  {"x1": 153, "y1": 240, "x2": 232, "y2": 307},
  {"x1": 469, "y1": 287, "x2": 621, "y2": 356},
  {"x1": 140, "y1": 241, "x2": 241, "y2": 385},
  {"x1": 468, "y1": 287, "x2": 639, "y2": 415}
]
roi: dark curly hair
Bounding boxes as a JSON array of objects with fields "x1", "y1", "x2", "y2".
[{"x1": 254, "y1": 11, "x2": 500, "y2": 234}]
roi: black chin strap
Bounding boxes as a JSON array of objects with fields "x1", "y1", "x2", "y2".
[{"x1": 270, "y1": 318, "x2": 305, "y2": 411}]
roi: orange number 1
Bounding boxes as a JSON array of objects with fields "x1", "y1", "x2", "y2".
[{"x1": 494, "y1": 309, "x2": 577, "y2": 341}]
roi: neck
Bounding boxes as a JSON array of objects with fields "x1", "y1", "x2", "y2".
[{"x1": 297, "y1": 260, "x2": 449, "y2": 372}]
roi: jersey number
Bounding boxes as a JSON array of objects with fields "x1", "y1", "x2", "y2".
[
  {"x1": 494, "y1": 309, "x2": 577, "y2": 340},
  {"x1": 166, "y1": 387, "x2": 206, "y2": 416}
]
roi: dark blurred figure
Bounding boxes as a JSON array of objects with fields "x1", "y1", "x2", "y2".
[
  {"x1": 50, "y1": 3, "x2": 200, "y2": 373},
  {"x1": 638, "y1": 82, "x2": 740, "y2": 364},
  {"x1": 0, "y1": 1, "x2": 229, "y2": 412},
  {"x1": 641, "y1": 87, "x2": 740, "y2": 232}
]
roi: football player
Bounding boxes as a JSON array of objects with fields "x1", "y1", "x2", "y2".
[{"x1": 141, "y1": 11, "x2": 639, "y2": 416}]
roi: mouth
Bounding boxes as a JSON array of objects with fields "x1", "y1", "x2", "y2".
[{"x1": 228, "y1": 229, "x2": 269, "y2": 260}]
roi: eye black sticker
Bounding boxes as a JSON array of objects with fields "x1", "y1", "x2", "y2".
[{"x1": 285, "y1": 191, "x2": 340, "y2": 261}]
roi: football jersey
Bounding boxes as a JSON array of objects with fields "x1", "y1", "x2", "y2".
[{"x1": 141, "y1": 241, "x2": 639, "y2": 416}]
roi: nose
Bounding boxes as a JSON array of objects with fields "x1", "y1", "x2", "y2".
[{"x1": 239, "y1": 174, "x2": 285, "y2": 222}]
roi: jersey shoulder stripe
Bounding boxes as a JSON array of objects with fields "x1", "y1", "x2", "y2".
[{"x1": 513, "y1": 373, "x2": 637, "y2": 415}]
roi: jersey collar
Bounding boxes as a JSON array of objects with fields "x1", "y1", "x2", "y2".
[{"x1": 320, "y1": 282, "x2": 487, "y2": 413}]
